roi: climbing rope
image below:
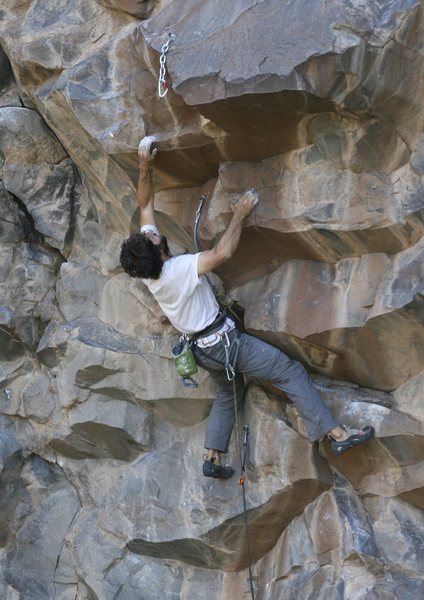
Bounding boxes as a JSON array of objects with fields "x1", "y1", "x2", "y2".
[
  {"x1": 194, "y1": 194, "x2": 207, "y2": 253},
  {"x1": 194, "y1": 194, "x2": 216, "y2": 292},
  {"x1": 223, "y1": 333, "x2": 256, "y2": 600},
  {"x1": 240, "y1": 423, "x2": 255, "y2": 600},
  {"x1": 158, "y1": 33, "x2": 175, "y2": 97},
  {"x1": 193, "y1": 195, "x2": 255, "y2": 599},
  {"x1": 194, "y1": 193, "x2": 244, "y2": 329}
]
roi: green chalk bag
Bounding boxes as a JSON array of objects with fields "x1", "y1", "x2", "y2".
[{"x1": 171, "y1": 338, "x2": 198, "y2": 378}]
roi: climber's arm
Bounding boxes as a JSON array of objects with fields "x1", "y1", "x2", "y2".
[
  {"x1": 137, "y1": 136, "x2": 158, "y2": 228},
  {"x1": 197, "y1": 190, "x2": 258, "y2": 276}
]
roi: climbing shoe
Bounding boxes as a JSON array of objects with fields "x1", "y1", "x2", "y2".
[
  {"x1": 203, "y1": 459, "x2": 234, "y2": 479},
  {"x1": 329, "y1": 425, "x2": 375, "y2": 455}
]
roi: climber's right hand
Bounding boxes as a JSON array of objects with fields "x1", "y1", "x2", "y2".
[
  {"x1": 231, "y1": 189, "x2": 259, "y2": 219},
  {"x1": 138, "y1": 135, "x2": 158, "y2": 169}
]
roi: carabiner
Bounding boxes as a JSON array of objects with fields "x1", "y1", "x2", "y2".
[
  {"x1": 223, "y1": 331, "x2": 235, "y2": 381},
  {"x1": 158, "y1": 79, "x2": 168, "y2": 97}
]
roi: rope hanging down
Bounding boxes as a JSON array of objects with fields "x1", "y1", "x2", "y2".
[
  {"x1": 240, "y1": 424, "x2": 255, "y2": 600},
  {"x1": 223, "y1": 335, "x2": 256, "y2": 600},
  {"x1": 194, "y1": 194, "x2": 256, "y2": 599},
  {"x1": 158, "y1": 33, "x2": 175, "y2": 97}
]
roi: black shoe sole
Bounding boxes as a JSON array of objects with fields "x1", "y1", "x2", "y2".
[
  {"x1": 203, "y1": 462, "x2": 234, "y2": 479},
  {"x1": 330, "y1": 426, "x2": 375, "y2": 455}
]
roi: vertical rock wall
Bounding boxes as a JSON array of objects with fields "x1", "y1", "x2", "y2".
[{"x1": 0, "y1": 1, "x2": 423, "y2": 598}]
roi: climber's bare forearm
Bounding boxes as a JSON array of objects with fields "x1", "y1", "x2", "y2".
[
  {"x1": 137, "y1": 136, "x2": 158, "y2": 227},
  {"x1": 197, "y1": 190, "x2": 258, "y2": 275},
  {"x1": 138, "y1": 166, "x2": 155, "y2": 226}
]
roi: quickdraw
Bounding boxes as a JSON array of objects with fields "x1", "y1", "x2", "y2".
[
  {"x1": 223, "y1": 331, "x2": 236, "y2": 382},
  {"x1": 194, "y1": 194, "x2": 217, "y2": 293},
  {"x1": 194, "y1": 194, "x2": 207, "y2": 253},
  {"x1": 158, "y1": 33, "x2": 175, "y2": 98}
]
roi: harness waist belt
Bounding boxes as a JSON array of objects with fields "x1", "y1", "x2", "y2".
[
  {"x1": 194, "y1": 317, "x2": 236, "y2": 348},
  {"x1": 191, "y1": 309, "x2": 226, "y2": 341}
]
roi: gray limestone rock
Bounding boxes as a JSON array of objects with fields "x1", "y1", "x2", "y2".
[
  {"x1": 0, "y1": 47, "x2": 21, "y2": 108},
  {"x1": 0, "y1": 106, "x2": 66, "y2": 165},
  {"x1": 4, "y1": 456, "x2": 81, "y2": 600},
  {"x1": 0, "y1": 240, "x2": 60, "y2": 349},
  {"x1": 0, "y1": 0, "x2": 424, "y2": 598},
  {"x1": 232, "y1": 238, "x2": 424, "y2": 389},
  {"x1": 98, "y1": 0, "x2": 156, "y2": 18},
  {"x1": 3, "y1": 159, "x2": 76, "y2": 252}
]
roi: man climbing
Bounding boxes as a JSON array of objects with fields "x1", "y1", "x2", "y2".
[{"x1": 120, "y1": 136, "x2": 375, "y2": 479}]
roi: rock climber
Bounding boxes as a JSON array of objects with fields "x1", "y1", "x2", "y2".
[{"x1": 119, "y1": 135, "x2": 375, "y2": 479}]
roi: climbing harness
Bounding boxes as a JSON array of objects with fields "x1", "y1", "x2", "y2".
[{"x1": 158, "y1": 33, "x2": 175, "y2": 97}]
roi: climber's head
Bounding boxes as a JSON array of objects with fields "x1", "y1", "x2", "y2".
[{"x1": 120, "y1": 231, "x2": 170, "y2": 279}]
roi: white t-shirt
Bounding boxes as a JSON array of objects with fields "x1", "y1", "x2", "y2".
[{"x1": 140, "y1": 225, "x2": 219, "y2": 334}]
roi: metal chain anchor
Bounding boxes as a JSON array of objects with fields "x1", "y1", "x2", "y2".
[{"x1": 158, "y1": 33, "x2": 175, "y2": 97}]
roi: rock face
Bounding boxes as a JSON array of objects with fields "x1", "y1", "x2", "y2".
[{"x1": 0, "y1": 1, "x2": 424, "y2": 598}]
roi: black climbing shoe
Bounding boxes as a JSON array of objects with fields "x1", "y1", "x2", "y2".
[
  {"x1": 203, "y1": 459, "x2": 234, "y2": 479},
  {"x1": 329, "y1": 425, "x2": 375, "y2": 455}
]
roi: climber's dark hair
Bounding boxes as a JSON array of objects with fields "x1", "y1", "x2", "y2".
[{"x1": 120, "y1": 232, "x2": 163, "y2": 279}]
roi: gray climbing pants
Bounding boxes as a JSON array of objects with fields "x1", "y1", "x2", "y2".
[{"x1": 193, "y1": 329, "x2": 339, "y2": 453}]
